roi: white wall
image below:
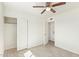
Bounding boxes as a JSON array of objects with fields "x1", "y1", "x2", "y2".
[
  {"x1": 0, "y1": 3, "x2": 4, "y2": 56},
  {"x1": 55, "y1": 8, "x2": 79, "y2": 54},
  {"x1": 4, "y1": 24, "x2": 17, "y2": 50}
]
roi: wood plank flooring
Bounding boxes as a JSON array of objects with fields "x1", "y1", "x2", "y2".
[{"x1": 4, "y1": 41, "x2": 79, "y2": 57}]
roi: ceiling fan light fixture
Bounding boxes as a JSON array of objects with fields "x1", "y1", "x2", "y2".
[
  {"x1": 33, "y1": 2, "x2": 66, "y2": 14},
  {"x1": 46, "y1": 7, "x2": 50, "y2": 11}
]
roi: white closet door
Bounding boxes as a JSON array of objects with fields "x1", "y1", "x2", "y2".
[
  {"x1": 28, "y1": 17, "x2": 43, "y2": 48},
  {"x1": 17, "y1": 16, "x2": 28, "y2": 50}
]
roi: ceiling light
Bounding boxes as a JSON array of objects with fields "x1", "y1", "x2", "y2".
[{"x1": 46, "y1": 7, "x2": 50, "y2": 11}]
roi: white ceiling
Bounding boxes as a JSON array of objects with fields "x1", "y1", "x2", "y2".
[{"x1": 3, "y1": 2, "x2": 79, "y2": 16}]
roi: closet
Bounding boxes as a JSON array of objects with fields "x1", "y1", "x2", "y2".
[
  {"x1": 17, "y1": 16, "x2": 44, "y2": 50},
  {"x1": 4, "y1": 17, "x2": 17, "y2": 50},
  {"x1": 4, "y1": 16, "x2": 45, "y2": 51},
  {"x1": 4, "y1": 16, "x2": 28, "y2": 51}
]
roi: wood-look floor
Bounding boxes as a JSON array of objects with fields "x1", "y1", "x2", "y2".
[{"x1": 4, "y1": 41, "x2": 79, "y2": 57}]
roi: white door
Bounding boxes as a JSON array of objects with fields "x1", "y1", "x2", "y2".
[
  {"x1": 48, "y1": 21, "x2": 55, "y2": 41},
  {"x1": 28, "y1": 17, "x2": 43, "y2": 48},
  {"x1": 17, "y1": 16, "x2": 28, "y2": 50}
]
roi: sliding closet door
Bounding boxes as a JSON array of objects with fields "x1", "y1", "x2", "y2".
[{"x1": 17, "y1": 16, "x2": 28, "y2": 50}]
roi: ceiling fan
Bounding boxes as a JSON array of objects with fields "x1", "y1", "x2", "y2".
[{"x1": 33, "y1": 2, "x2": 66, "y2": 14}]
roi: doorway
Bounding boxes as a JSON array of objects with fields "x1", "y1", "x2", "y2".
[
  {"x1": 48, "y1": 20, "x2": 55, "y2": 44},
  {"x1": 4, "y1": 17, "x2": 17, "y2": 50}
]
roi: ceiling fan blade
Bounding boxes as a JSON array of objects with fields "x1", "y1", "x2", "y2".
[
  {"x1": 50, "y1": 8, "x2": 56, "y2": 13},
  {"x1": 33, "y1": 6, "x2": 46, "y2": 8},
  {"x1": 41, "y1": 9, "x2": 46, "y2": 14},
  {"x1": 46, "y1": 2, "x2": 51, "y2": 7},
  {"x1": 52, "y1": 2, "x2": 66, "y2": 7}
]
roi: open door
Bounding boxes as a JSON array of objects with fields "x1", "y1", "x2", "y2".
[
  {"x1": 17, "y1": 16, "x2": 28, "y2": 50},
  {"x1": 48, "y1": 21, "x2": 55, "y2": 41}
]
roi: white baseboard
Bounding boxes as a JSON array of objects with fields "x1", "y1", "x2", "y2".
[{"x1": 55, "y1": 43, "x2": 79, "y2": 55}]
